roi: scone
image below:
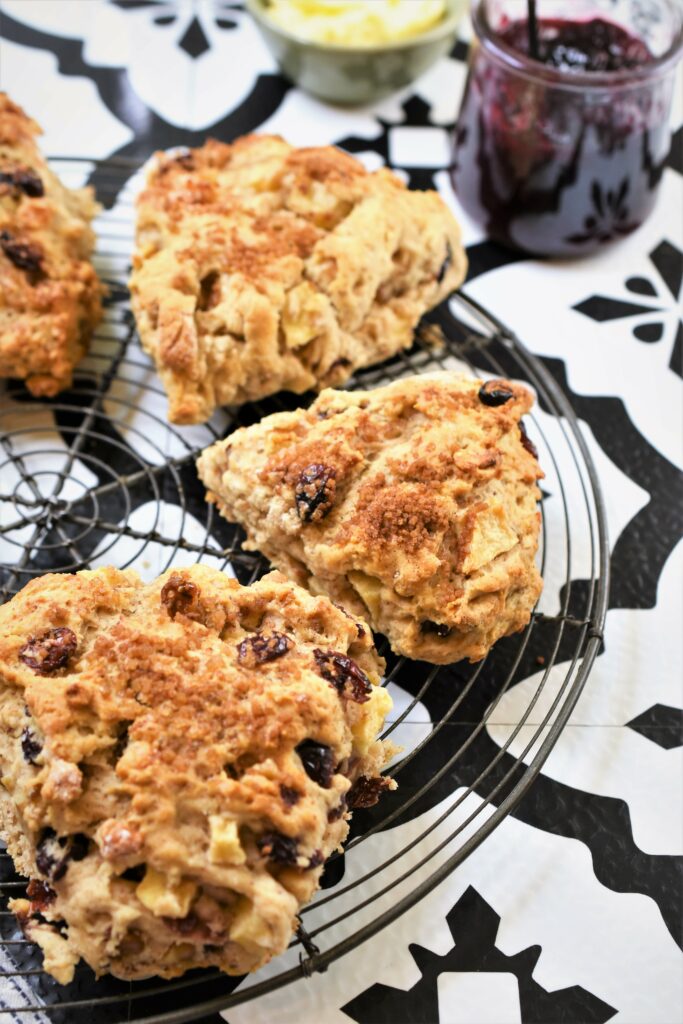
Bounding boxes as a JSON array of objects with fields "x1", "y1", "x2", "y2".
[
  {"x1": 0, "y1": 93, "x2": 103, "y2": 396},
  {"x1": 197, "y1": 373, "x2": 544, "y2": 664},
  {"x1": 130, "y1": 134, "x2": 466, "y2": 424},
  {"x1": 0, "y1": 565, "x2": 395, "y2": 983}
]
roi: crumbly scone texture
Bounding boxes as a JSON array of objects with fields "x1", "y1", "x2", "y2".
[
  {"x1": 0, "y1": 93, "x2": 103, "y2": 396},
  {"x1": 130, "y1": 134, "x2": 466, "y2": 424},
  {"x1": 0, "y1": 565, "x2": 395, "y2": 983},
  {"x1": 197, "y1": 373, "x2": 544, "y2": 664}
]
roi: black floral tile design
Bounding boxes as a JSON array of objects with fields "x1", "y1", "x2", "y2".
[
  {"x1": 342, "y1": 887, "x2": 618, "y2": 1024},
  {"x1": 573, "y1": 239, "x2": 683, "y2": 377},
  {"x1": 626, "y1": 704, "x2": 683, "y2": 750}
]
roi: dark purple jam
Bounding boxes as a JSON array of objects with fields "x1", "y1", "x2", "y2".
[
  {"x1": 451, "y1": 17, "x2": 670, "y2": 257},
  {"x1": 503, "y1": 17, "x2": 653, "y2": 72}
]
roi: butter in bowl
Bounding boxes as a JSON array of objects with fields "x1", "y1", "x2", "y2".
[{"x1": 246, "y1": 0, "x2": 467, "y2": 105}]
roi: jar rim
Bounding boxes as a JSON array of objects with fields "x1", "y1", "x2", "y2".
[{"x1": 470, "y1": 0, "x2": 683, "y2": 89}]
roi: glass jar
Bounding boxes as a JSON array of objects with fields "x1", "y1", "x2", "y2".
[{"x1": 450, "y1": 0, "x2": 683, "y2": 257}]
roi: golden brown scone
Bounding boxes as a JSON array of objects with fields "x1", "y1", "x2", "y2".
[
  {"x1": 0, "y1": 565, "x2": 395, "y2": 983},
  {"x1": 0, "y1": 93, "x2": 103, "y2": 396},
  {"x1": 197, "y1": 373, "x2": 544, "y2": 664},
  {"x1": 130, "y1": 135, "x2": 466, "y2": 424}
]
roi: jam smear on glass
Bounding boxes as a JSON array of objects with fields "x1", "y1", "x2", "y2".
[{"x1": 450, "y1": 7, "x2": 677, "y2": 257}]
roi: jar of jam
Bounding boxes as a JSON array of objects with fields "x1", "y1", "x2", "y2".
[{"x1": 451, "y1": 0, "x2": 683, "y2": 256}]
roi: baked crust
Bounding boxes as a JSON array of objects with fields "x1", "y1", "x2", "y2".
[
  {"x1": 130, "y1": 135, "x2": 466, "y2": 423},
  {"x1": 0, "y1": 565, "x2": 394, "y2": 982},
  {"x1": 197, "y1": 373, "x2": 544, "y2": 664},
  {"x1": 0, "y1": 93, "x2": 103, "y2": 396}
]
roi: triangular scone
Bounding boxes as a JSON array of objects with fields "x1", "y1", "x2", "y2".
[
  {"x1": 130, "y1": 135, "x2": 466, "y2": 424},
  {"x1": 0, "y1": 566, "x2": 394, "y2": 983},
  {"x1": 198, "y1": 373, "x2": 544, "y2": 664},
  {"x1": 0, "y1": 93, "x2": 103, "y2": 396}
]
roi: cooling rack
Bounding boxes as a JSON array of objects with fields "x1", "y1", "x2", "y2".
[{"x1": 0, "y1": 156, "x2": 609, "y2": 1023}]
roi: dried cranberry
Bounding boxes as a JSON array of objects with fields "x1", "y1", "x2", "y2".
[
  {"x1": 420, "y1": 620, "x2": 452, "y2": 638},
  {"x1": 26, "y1": 879, "x2": 55, "y2": 911},
  {"x1": 257, "y1": 832, "x2": 298, "y2": 865},
  {"x1": 280, "y1": 785, "x2": 300, "y2": 807},
  {"x1": 295, "y1": 463, "x2": 337, "y2": 523},
  {"x1": 0, "y1": 169, "x2": 44, "y2": 197},
  {"x1": 237, "y1": 631, "x2": 292, "y2": 666},
  {"x1": 0, "y1": 230, "x2": 44, "y2": 277},
  {"x1": 478, "y1": 380, "x2": 515, "y2": 407},
  {"x1": 35, "y1": 829, "x2": 88, "y2": 881},
  {"x1": 307, "y1": 850, "x2": 324, "y2": 869},
  {"x1": 347, "y1": 775, "x2": 392, "y2": 809},
  {"x1": 21, "y1": 726, "x2": 42, "y2": 764},
  {"x1": 437, "y1": 241, "x2": 453, "y2": 284},
  {"x1": 160, "y1": 574, "x2": 204, "y2": 621},
  {"x1": 519, "y1": 420, "x2": 539, "y2": 460},
  {"x1": 19, "y1": 627, "x2": 77, "y2": 675},
  {"x1": 121, "y1": 864, "x2": 146, "y2": 883},
  {"x1": 313, "y1": 649, "x2": 371, "y2": 703},
  {"x1": 296, "y1": 740, "x2": 335, "y2": 788}
]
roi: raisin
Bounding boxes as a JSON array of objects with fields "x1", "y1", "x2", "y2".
[
  {"x1": 327, "y1": 798, "x2": 348, "y2": 823},
  {"x1": 121, "y1": 864, "x2": 146, "y2": 883},
  {"x1": 19, "y1": 627, "x2": 77, "y2": 675},
  {"x1": 21, "y1": 725, "x2": 42, "y2": 764},
  {"x1": 197, "y1": 270, "x2": 221, "y2": 311},
  {"x1": 519, "y1": 420, "x2": 539, "y2": 460},
  {"x1": 35, "y1": 829, "x2": 88, "y2": 881},
  {"x1": 295, "y1": 463, "x2": 337, "y2": 523},
  {"x1": 168, "y1": 911, "x2": 203, "y2": 937},
  {"x1": 69, "y1": 834, "x2": 89, "y2": 862},
  {"x1": 296, "y1": 739, "x2": 335, "y2": 788},
  {"x1": 237, "y1": 631, "x2": 292, "y2": 666},
  {"x1": 280, "y1": 785, "x2": 300, "y2": 807},
  {"x1": 478, "y1": 379, "x2": 515, "y2": 407},
  {"x1": 0, "y1": 169, "x2": 44, "y2": 197},
  {"x1": 257, "y1": 832, "x2": 298, "y2": 865},
  {"x1": 327, "y1": 798, "x2": 346, "y2": 823},
  {"x1": 35, "y1": 829, "x2": 62, "y2": 880},
  {"x1": 420, "y1": 620, "x2": 452, "y2": 638},
  {"x1": 112, "y1": 722, "x2": 130, "y2": 762},
  {"x1": 347, "y1": 775, "x2": 392, "y2": 809},
  {"x1": 437, "y1": 241, "x2": 453, "y2": 284},
  {"x1": 168, "y1": 913, "x2": 226, "y2": 943},
  {"x1": 308, "y1": 849, "x2": 324, "y2": 869},
  {"x1": 160, "y1": 574, "x2": 204, "y2": 621},
  {"x1": 0, "y1": 230, "x2": 44, "y2": 277},
  {"x1": 26, "y1": 879, "x2": 55, "y2": 911},
  {"x1": 313, "y1": 649, "x2": 372, "y2": 703}
]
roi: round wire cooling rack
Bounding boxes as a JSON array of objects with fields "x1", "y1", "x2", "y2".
[{"x1": 0, "y1": 156, "x2": 609, "y2": 1023}]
